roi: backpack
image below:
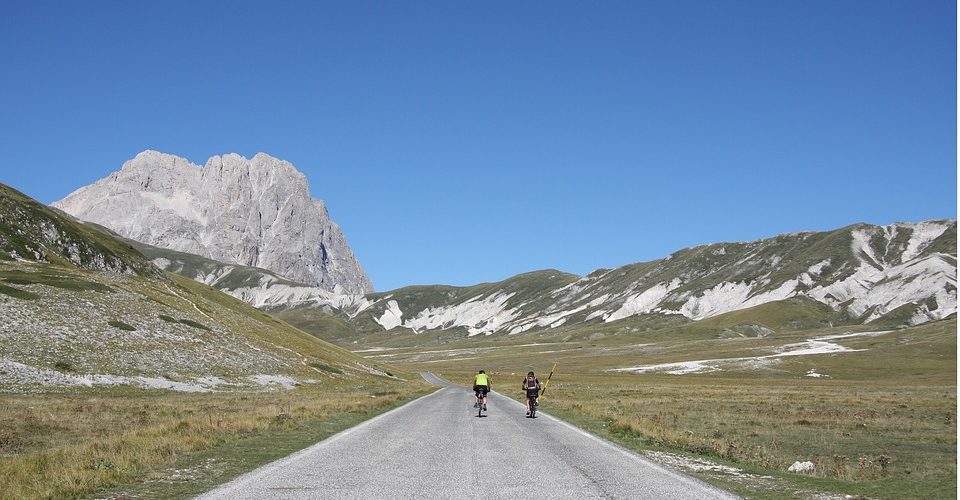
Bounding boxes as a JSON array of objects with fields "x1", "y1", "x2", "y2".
[{"x1": 523, "y1": 378, "x2": 540, "y2": 395}]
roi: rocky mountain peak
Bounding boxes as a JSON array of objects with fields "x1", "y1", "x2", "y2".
[
  {"x1": 53, "y1": 151, "x2": 373, "y2": 294},
  {"x1": 120, "y1": 150, "x2": 195, "y2": 174}
]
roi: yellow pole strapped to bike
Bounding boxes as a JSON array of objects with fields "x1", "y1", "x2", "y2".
[{"x1": 539, "y1": 363, "x2": 557, "y2": 400}]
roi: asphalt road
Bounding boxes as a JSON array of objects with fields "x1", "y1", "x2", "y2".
[{"x1": 197, "y1": 373, "x2": 737, "y2": 499}]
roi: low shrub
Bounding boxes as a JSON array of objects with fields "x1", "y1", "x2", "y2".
[
  {"x1": 107, "y1": 320, "x2": 136, "y2": 331},
  {"x1": 0, "y1": 283, "x2": 39, "y2": 300},
  {"x1": 310, "y1": 362, "x2": 343, "y2": 374},
  {"x1": 53, "y1": 360, "x2": 73, "y2": 372},
  {"x1": 178, "y1": 319, "x2": 210, "y2": 331}
]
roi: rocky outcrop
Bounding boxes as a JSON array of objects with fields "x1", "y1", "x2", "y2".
[{"x1": 53, "y1": 150, "x2": 372, "y2": 293}]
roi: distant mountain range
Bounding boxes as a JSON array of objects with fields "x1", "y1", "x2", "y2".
[
  {"x1": 130, "y1": 215, "x2": 957, "y2": 341},
  {"x1": 53, "y1": 150, "x2": 372, "y2": 294}
]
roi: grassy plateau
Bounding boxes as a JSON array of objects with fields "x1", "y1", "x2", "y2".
[{"x1": 363, "y1": 315, "x2": 956, "y2": 500}]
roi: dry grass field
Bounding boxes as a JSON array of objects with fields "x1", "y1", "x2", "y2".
[{"x1": 0, "y1": 379, "x2": 432, "y2": 499}]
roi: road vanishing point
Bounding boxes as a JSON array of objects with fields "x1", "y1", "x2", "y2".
[{"x1": 198, "y1": 373, "x2": 737, "y2": 499}]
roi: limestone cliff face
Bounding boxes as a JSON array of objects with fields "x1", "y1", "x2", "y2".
[{"x1": 53, "y1": 150, "x2": 373, "y2": 294}]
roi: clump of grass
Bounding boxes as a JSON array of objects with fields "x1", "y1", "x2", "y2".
[
  {"x1": 854, "y1": 454, "x2": 893, "y2": 479},
  {"x1": 107, "y1": 320, "x2": 136, "y2": 331},
  {"x1": 833, "y1": 454, "x2": 851, "y2": 480},
  {"x1": 271, "y1": 408, "x2": 302, "y2": 430},
  {"x1": 0, "y1": 430, "x2": 23, "y2": 455}
]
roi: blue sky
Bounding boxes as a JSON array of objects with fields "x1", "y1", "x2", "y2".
[{"x1": 1, "y1": 1, "x2": 955, "y2": 291}]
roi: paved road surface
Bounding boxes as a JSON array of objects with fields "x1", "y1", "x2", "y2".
[{"x1": 198, "y1": 373, "x2": 737, "y2": 499}]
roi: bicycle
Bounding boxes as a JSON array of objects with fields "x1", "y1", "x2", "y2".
[
  {"x1": 475, "y1": 387, "x2": 488, "y2": 417},
  {"x1": 526, "y1": 392, "x2": 538, "y2": 418}
]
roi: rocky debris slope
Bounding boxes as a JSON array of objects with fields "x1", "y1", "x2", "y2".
[{"x1": 53, "y1": 150, "x2": 372, "y2": 294}]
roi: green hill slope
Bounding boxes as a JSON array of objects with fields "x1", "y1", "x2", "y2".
[{"x1": 0, "y1": 182, "x2": 398, "y2": 392}]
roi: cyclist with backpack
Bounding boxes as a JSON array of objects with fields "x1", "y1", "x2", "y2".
[
  {"x1": 473, "y1": 370, "x2": 490, "y2": 411},
  {"x1": 521, "y1": 371, "x2": 542, "y2": 417}
]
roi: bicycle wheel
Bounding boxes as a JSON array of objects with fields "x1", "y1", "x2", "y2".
[{"x1": 528, "y1": 396, "x2": 537, "y2": 418}]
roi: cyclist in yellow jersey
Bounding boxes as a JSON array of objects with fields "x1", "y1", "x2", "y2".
[{"x1": 473, "y1": 370, "x2": 490, "y2": 411}]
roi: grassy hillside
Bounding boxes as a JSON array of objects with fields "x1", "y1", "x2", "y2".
[
  {"x1": 0, "y1": 183, "x2": 159, "y2": 277},
  {"x1": 301, "y1": 297, "x2": 846, "y2": 350},
  {"x1": 0, "y1": 258, "x2": 402, "y2": 393},
  {"x1": 0, "y1": 182, "x2": 431, "y2": 498}
]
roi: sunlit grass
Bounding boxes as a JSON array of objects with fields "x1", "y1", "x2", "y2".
[
  {"x1": 536, "y1": 376, "x2": 955, "y2": 498},
  {"x1": 0, "y1": 379, "x2": 432, "y2": 499}
]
